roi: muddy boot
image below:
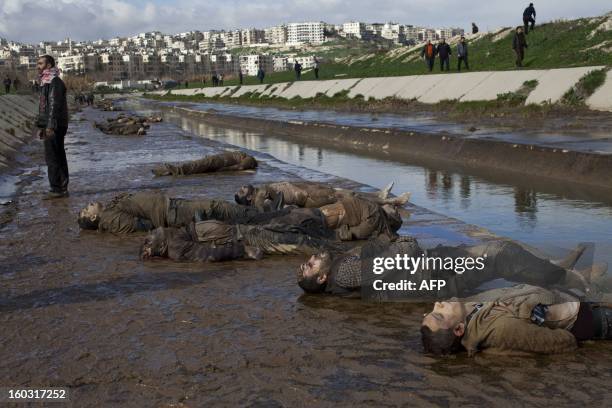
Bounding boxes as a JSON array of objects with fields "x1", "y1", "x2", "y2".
[
  {"x1": 552, "y1": 244, "x2": 586, "y2": 270},
  {"x1": 577, "y1": 262, "x2": 609, "y2": 283},
  {"x1": 385, "y1": 192, "x2": 411, "y2": 206},
  {"x1": 377, "y1": 182, "x2": 394, "y2": 200}
]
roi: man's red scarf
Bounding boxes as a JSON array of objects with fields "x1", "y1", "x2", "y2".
[{"x1": 39, "y1": 67, "x2": 60, "y2": 85}]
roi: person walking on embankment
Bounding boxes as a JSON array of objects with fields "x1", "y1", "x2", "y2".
[
  {"x1": 457, "y1": 36, "x2": 469, "y2": 71},
  {"x1": 436, "y1": 39, "x2": 452, "y2": 72},
  {"x1": 512, "y1": 26, "x2": 528, "y2": 67},
  {"x1": 421, "y1": 40, "x2": 436, "y2": 72},
  {"x1": 35, "y1": 55, "x2": 69, "y2": 199},
  {"x1": 523, "y1": 2, "x2": 536, "y2": 34}
]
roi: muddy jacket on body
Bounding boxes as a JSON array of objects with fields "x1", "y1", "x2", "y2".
[
  {"x1": 335, "y1": 197, "x2": 399, "y2": 241},
  {"x1": 97, "y1": 192, "x2": 256, "y2": 233},
  {"x1": 461, "y1": 284, "x2": 578, "y2": 356},
  {"x1": 36, "y1": 77, "x2": 68, "y2": 130},
  {"x1": 153, "y1": 151, "x2": 257, "y2": 176},
  {"x1": 147, "y1": 225, "x2": 247, "y2": 262},
  {"x1": 192, "y1": 220, "x2": 339, "y2": 255}
]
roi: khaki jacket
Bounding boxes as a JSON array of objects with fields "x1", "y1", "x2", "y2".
[{"x1": 461, "y1": 284, "x2": 578, "y2": 356}]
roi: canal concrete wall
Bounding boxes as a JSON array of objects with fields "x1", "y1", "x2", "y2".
[
  {"x1": 0, "y1": 95, "x2": 38, "y2": 171},
  {"x1": 153, "y1": 66, "x2": 611, "y2": 110},
  {"x1": 587, "y1": 69, "x2": 612, "y2": 112}
]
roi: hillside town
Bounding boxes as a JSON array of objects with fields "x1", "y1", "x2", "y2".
[{"x1": 0, "y1": 21, "x2": 464, "y2": 88}]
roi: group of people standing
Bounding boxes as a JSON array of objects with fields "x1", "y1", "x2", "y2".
[{"x1": 421, "y1": 37, "x2": 470, "y2": 72}]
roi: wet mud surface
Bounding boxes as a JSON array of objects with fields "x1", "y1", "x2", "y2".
[{"x1": 1, "y1": 107, "x2": 612, "y2": 406}]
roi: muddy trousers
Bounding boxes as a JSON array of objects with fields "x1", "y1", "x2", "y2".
[
  {"x1": 570, "y1": 303, "x2": 612, "y2": 341},
  {"x1": 457, "y1": 56, "x2": 469, "y2": 71},
  {"x1": 43, "y1": 126, "x2": 69, "y2": 193}
]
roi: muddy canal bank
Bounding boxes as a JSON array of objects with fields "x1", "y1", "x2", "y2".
[{"x1": 2, "y1": 105, "x2": 612, "y2": 406}]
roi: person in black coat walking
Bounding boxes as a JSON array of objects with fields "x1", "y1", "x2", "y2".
[
  {"x1": 523, "y1": 3, "x2": 536, "y2": 34},
  {"x1": 436, "y1": 39, "x2": 452, "y2": 72}
]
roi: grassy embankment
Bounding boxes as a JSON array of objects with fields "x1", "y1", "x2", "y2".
[
  {"x1": 183, "y1": 15, "x2": 611, "y2": 87},
  {"x1": 150, "y1": 15, "x2": 611, "y2": 116}
]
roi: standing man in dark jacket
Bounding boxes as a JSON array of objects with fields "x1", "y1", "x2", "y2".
[
  {"x1": 512, "y1": 27, "x2": 528, "y2": 67},
  {"x1": 523, "y1": 3, "x2": 536, "y2": 34},
  {"x1": 457, "y1": 36, "x2": 469, "y2": 71},
  {"x1": 36, "y1": 55, "x2": 69, "y2": 199},
  {"x1": 436, "y1": 39, "x2": 452, "y2": 72},
  {"x1": 294, "y1": 60, "x2": 302, "y2": 80},
  {"x1": 3, "y1": 76, "x2": 11, "y2": 94},
  {"x1": 421, "y1": 41, "x2": 436, "y2": 72}
]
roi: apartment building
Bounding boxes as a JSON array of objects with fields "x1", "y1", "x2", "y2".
[
  {"x1": 239, "y1": 54, "x2": 273, "y2": 76},
  {"x1": 342, "y1": 22, "x2": 367, "y2": 39},
  {"x1": 264, "y1": 25, "x2": 288, "y2": 45},
  {"x1": 287, "y1": 22, "x2": 325, "y2": 45}
]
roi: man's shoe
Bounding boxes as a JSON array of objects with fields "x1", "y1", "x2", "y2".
[{"x1": 42, "y1": 190, "x2": 69, "y2": 200}]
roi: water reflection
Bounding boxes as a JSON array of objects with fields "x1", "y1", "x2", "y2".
[{"x1": 160, "y1": 111, "x2": 612, "y2": 264}]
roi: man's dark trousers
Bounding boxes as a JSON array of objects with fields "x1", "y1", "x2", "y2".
[
  {"x1": 44, "y1": 126, "x2": 69, "y2": 192},
  {"x1": 440, "y1": 57, "x2": 450, "y2": 71},
  {"x1": 523, "y1": 16, "x2": 535, "y2": 34},
  {"x1": 457, "y1": 56, "x2": 469, "y2": 71},
  {"x1": 426, "y1": 58, "x2": 434, "y2": 72}
]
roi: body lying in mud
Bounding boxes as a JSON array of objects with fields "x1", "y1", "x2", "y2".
[
  {"x1": 94, "y1": 99, "x2": 122, "y2": 111},
  {"x1": 94, "y1": 114, "x2": 162, "y2": 136},
  {"x1": 152, "y1": 151, "x2": 257, "y2": 177},
  {"x1": 77, "y1": 186, "x2": 403, "y2": 243},
  {"x1": 140, "y1": 220, "x2": 345, "y2": 261},
  {"x1": 420, "y1": 283, "x2": 612, "y2": 356},
  {"x1": 295, "y1": 237, "x2": 594, "y2": 299}
]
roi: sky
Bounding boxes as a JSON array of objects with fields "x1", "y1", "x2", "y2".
[{"x1": 1, "y1": 0, "x2": 610, "y2": 44}]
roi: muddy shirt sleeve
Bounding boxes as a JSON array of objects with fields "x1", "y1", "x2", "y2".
[
  {"x1": 482, "y1": 317, "x2": 578, "y2": 355},
  {"x1": 98, "y1": 208, "x2": 154, "y2": 233}
]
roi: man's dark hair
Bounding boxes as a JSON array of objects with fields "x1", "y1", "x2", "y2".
[
  {"x1": 420, "y1": 325, "x2": 464, "y2": 355},
  {"x1": 40, "y1": 55, "x2": 56, "y2": 68},
  {"x1": 297, "y1": 252, "x2": 333, "y2": 294},
  {"x1": 298, "y1": 274, "x2": 327, "y2": 293},
  {"x1": 77, "y1": 214, "x2": 99, "y2": 230}
]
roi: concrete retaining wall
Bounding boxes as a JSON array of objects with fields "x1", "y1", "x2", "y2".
[
  {"x1": 231, "y1": 85, "x2": 268, "y2": 97},
  {"x1": 587, "y1": 70, "x2": 612, "y2": 112},
  {"x1": 153, "y1": 66, "x2": 610, "y2": 107},
  {"x1": 460, "y1": 70, "x2": 546, "y2": 101},
  {"x1": 0, "y1": 95, "x2": 38, "y2": 171},
  {"x1": 526, "y1": 66, "x2": 606, "y2": 104}
]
